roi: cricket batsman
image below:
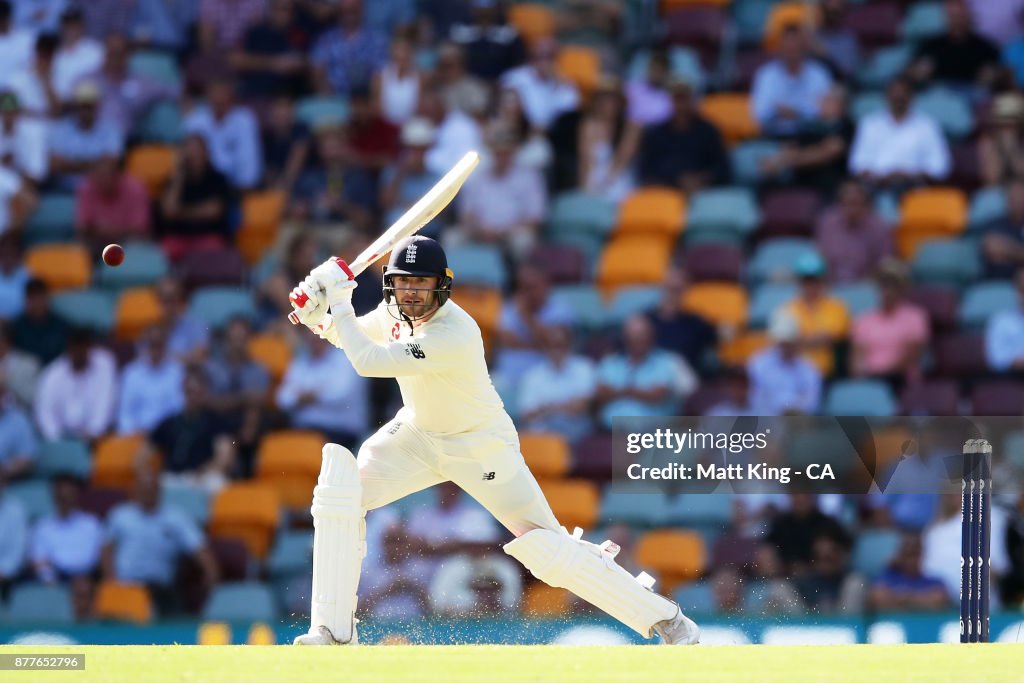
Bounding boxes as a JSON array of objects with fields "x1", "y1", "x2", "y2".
[{"x1": 288, "y1": 235, "x2": 700, "y2": 646}]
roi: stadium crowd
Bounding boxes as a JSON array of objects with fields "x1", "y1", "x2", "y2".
[{"x1": 0, "y1": 0, "x2": 1024, "y2": 628}]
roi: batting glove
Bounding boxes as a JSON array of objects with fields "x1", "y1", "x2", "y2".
[
  {"x1": 310, "y1": 257, "x2": 358, "y2": 315},
  {"x1": 287, "y1": 276, "x2": 329, "y2": 328}
]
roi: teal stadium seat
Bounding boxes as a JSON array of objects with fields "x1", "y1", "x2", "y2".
[
  {"x1": 599, "y1": 489, "x2": 670, "y2": 527},
  {"x1": 603, "y1": 286, "x2": 662, "y2": 327},
  {"x1": 129, "y1": 51, "x2": 182, "y2": 88},
  {"x1": 268, "y1": 531, "x2": 314, "y2": 579},
  {"x1": 858, "y1": 45, "x2": 914, "y2": 89},
  {"x1": 135, "y1": 101, "x2": 183, "y2": 143},
  {"x1": 52, "y1": 289, "x2": 117, "y2": 333},
  {"x1": 25, "y1": 194, "x2": 76, "y2": 245},
  {"x1": 8, "y1": 584, "x2": 73, "y2": 623},
  {"x1": 787, "y1": 425, "x2": 862, "y2": 478},
  {"x1": 667, "y1": 493, "x2": 734, "y2": 528},
  {"x1": 673, "y1": 581, "x2": 716, "y2": 615},
  {"x1": 824, "y1": 379, "x2": 896, "y2": 417},
  {"x1": 37, "y1": 439, "x2": 92, "y2": 479},
  {"x1": 830, "y1": 281, "x2": 880, "y2": 317},
  {"x1": 6, "y1": 479, "x2": 54, "y2": 521},
  {"x1": 968, "y1": 187, "x2": 1008, "y2": 230},
  {"x1": 915, "y1": 88, "x2": 973, "y2": 139},
  {"x1": 1002, "y1": 430, "x2": 1024, "y2": 473},
  {"x1": 748, "y1": 282, "x2": 798, "y2": 328},
  {"x1": 685, "y1": 187, "x2": 760, "y2": 242},
  {"x1": 628, "y1": 47, "x2": 705, "y2": 93},
  {"x1": 202, "y1": 582, "x2": 278, "y2": 622},
  {"x1": 188, "y1": 286, "x2": 257, "y2": 329},
  {"x1": 447, "y1": 244, "x2": 507, "y2": 289},
  {"x1": 734, "y1": 0, "x2": 776, "y2": 44},
  {"x1": 902, "y1": 1, "x2": 948, "y2": 42},
  {"x1": 851, "y1": 529, "x2": 903, "y2": 578},
  {"x1": 910, "y1": 239, "x2": 981, "y2": 287},
  {"x1": 551, "y1": 284, "x2": 605, "y2": 329},
  {"x1": 547, "y1": 191, "x2": 617, "y2": 238},
  {"x1": 387, "y1": 487, "x2": 439, "y2": 519},
  {"x1": 747, "y1": 238, "x2": 819, "y2": 284},
  {"x1": 959, "y1": 282, "x2": 1018, "y2": 328},
  {"x1": 731, "y1": 140, "x2": 782, "y2": 186},
  {"x1": 296, "y1": 96, "x2": 349, "y2": 128},
  {"x1": 851, "y1": 91, "x2": 886, "y2": 122},
  {"x1": 97, "y1": 242, "x2": 170, "y2": 290},
  {"x1": 163, "y1": 484, "x2": 211, "y2": 526}
]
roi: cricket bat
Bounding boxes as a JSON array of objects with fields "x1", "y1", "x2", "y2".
[{"x1": 289, "y1": 150, "x2": 480, "y2": 324}]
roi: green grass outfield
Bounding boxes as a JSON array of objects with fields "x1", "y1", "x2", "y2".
[{"x1": 1, "y1": 644, "x2": 1022, "y2": 683}]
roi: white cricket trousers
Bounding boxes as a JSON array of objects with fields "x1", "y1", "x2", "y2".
[{"x1": 356, "y1": 416, "x2": 561, "y2": 536}]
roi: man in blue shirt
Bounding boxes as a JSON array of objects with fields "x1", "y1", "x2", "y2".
[{"x1": 752, "y1": 24, "x2": 833, "y2": 138}]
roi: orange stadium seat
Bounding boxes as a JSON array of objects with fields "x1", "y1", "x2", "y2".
[
  {"x1": 699, "y1": 94, "x2": 759, "y2": 146},
  {"x1": 538, "y1": 478, "x2": 599, "y2": 530},
  {"x1": 25, "y1": 243, "x2": 92, "y2": 291},
  {"x1": 763, "y1": 2, "x2": 820, "y2": 50},
  {"x1": 717, "y1": 330, "x2": 771, "y2": 367},
  {"x1": 255, "y1": 430, "x2": 324, "y2": 509},
  {"x1": 681, "y1": 282, "x2": 749, "y2": 328},
  {"x1": 236, "y1": 190, "x2": 287, "y2": 264},
  {"x1": 556, "y1": 46, "x2": 601, "y2": 95},
  {"x1": 94, "y1": 581, "x2": 153, "y2": 624},
  {"x1": 519, "y1": 432, "x2": 571, "y2": 480},
  {"x1": 522, "y1": 583, "x2": 571, "y2": 616},
  {"x1": 898, "y1": 187, "x2": 968, "y2": 234},
  {"x1": 453, "y1": 286, "x2": 503, "y2": 335},
  {"x1": 248, "y1": 332, "x2": 292, "y2": 383},
  {"x1": 895, "y1": 229, "x2": 949, "y2": 261},
  {"x1": 507, "y1": 3, "x2": 557, "y2": 45},
  {"x1": 615, "y1": 187, "x2": 687, "y2": 238},
  {"x1": 209, "y1": 483, "x2": 281, "y2": 559},
  {"x1": 126, "y1": 144, "x2": 177, "y2": 198},
  {"x1": 92, "y1": 434, "x2": 156, "y2": 492},
  {"x1": 115, "y1": 287, "x2": 163, "y2": 341},
  {"x1": 635, "y1": 529, "x2": 706, "y2": 593},
  {"x1": 597, "y1": 235, "x2": 672, "y2": 295},
  {"x1": 860, "y1": 425, "x2": 913, "y2": 477}
]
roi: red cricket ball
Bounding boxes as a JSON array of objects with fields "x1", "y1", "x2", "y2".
[{"x1": 102, "y1": 243, "x2": 125, "y2": 267}]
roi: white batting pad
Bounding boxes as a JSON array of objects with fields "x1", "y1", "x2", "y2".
[
  {"x1": 504, "y1": 528, "x2": 678, "y2": 637},
  {"x1": 308, "y1": 443, "x2": 364, "y2": 643}
]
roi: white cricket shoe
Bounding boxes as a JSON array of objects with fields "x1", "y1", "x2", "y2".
[
  {"x1": 653, "y1": 607, "x2": 700, "y2": 645},
  {"x1": 292, "y1": 623, "x2": 359, "y2": 646}
]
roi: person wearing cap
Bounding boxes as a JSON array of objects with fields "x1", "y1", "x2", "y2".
[
  {"x1": 979, "y1": 92, "x2": 1024, "y2": 187},
  {"x1": 747, "y1": 311, "x2": 822, "y2": 416},
  {"x1": 814, "y1": 178, "x2": 892, "y2": 282},
  {"x1": 751, "y1": 24, "x2": 833, "y2": 138},
  {"x1": 500, "y1": 36, "x2": 580, "y2": 131},
  {"x1": 52, "y1": 7, "x2": 103, "y2": 102},
  {"x1": 982, "y1": 180, "x2": 1024, "y2": 279},
  {"x1": 850, "y1": 259, "x2": 930, "y2": 386},
  {"x1": 48, "y1": 79, "x2": 124, "y2": 189},
  {"x1": 637, "y1": 78, "x2": 730, "y2": 193},
  {"x1": 779, "y1": 252, "x2": 850, "y2": 376},
  {"x1": 381, "y1": 117, "x2": 444, "y2": 233}
]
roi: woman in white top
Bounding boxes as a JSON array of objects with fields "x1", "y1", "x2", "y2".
[
  {"x1": 578, "y1": 77, "x2": 640, "y2": 203},
  {"x1": 372, "y1": 32, "x2": 421, "y2": 126},
  {"x1": 486, "y1": 86, "x2": 551, "y2": 170}
]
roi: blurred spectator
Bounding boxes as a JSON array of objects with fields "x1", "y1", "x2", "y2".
[
  {"x1": 500, "y1": 37, "x2": 579, "y2": 131},
  {"x1": 289, "y1": 124, "x2": 374, "y2": 231},
  {"x1": 760, "y1": 85, "x2": 853, "y2": 195},
  {"x1": 867, "y1": 532, "x2": 949, "y2": 612},
  {"x1": 124, "y1": 0, "x2": 200, "y2": 53},
  {"x1": 261, "y1": 95, "x2": 310, "y2": 193},
  {"x1": 979, "y1": 93, "x2": 1024, "y2": 188},
  {"x1": 82, "y1": 34, "x2": 181, "y2": 140},
  {"x1": 198, "y1": 0, "x2": 269, "y2": 52},
  {"x1": 849, "y1": 77, "x2": 950, "y2": 191},
  {"x1": 449, "y1": 0, "x2": 525, "y2": 81},
  {"x1": 14, "y1": 0, "x2": 68, "y2": 34},
  {"x1": 423, "y1": 83, "x2": 487, "y2": 176},
  {"x1": 809, "y1": 0, "x2": 859, "y2": 79},
  {"x1": 850, "y1": 259, "x2": 929, "y2": 385},
  {"x1": 433, "y1": 42, "x2": 487, "y2": 117},
  {"x1": 596, "y1": 314, "x2": 698, "y2": 428},
  {"x1": 0, "y1": 376, "x2": 38, "y2": 479},
  {"x1": 625, "y1": 46, "x2": 671, "y2": 126},
  {"x1": 968, "y1": 0, "x2": 1024, "y2": 47},
  {"x1": 578, "y1": 77, "x2": 639, "y2": 204},
  {"x1": 983, "y1": 181, "x2": 1024, "y2": 279},
  {"x1": 360, "y1": 521, "x2": 431, "y2": 619},
  {"x1": 231, "y1": 0, "x2": 309, "y2": 99},
  {"x1": 363, "y1": 0, "x2": 415, "y2": 36},
  {"x1": 184, "y1": 78, "x2": 262, "y2": 189},
  {"x1": 71, "y1": 0, "x2": 138, "y2": 41},
  {"x1": 0, "y1": 236, "x2": 27, "y2": 321},
  {"x1": 495, "y1": 264, "x2": 573, "y2": 381},
  {"x1": 637, "y1": 79, "x2": 730, "y2": 194},
  {"x1": 276, "y1": 329, "x2": 368, "y2": 448},
  {"x1": 0, "y1": 473, "x2": 27, "y2": 600},
  {"x1": 52, "y1": 8, "x2": 104, "y2": 102},
  {"x1": 11, "y1": 278, "x2": 69, "y2": 365},
  {"x1": 780, "y1": 253, "x2": 850, "y2": 376},
  {"x1": 909, "y1": 0, "x2": 1000, "y2": 92},
  {"x1": 30, "y1": 475, "x2": 102, "y2": 617},
  {"x1": 455, "y1": 128, "x2": 547, "y2": 260},
  {"x1": 705, "y1": 368, "x2": 753, "y2": 416},
  {"x1": 380, "y1": 118, "x2": 443, "y2": 232},
  {"x1": 1004, "y1": 10, "x2": 1024, "y2": 88},
  {"x1": 748, "y1": 312, "x2": 821, "y2": 416},
  {"x1": 0, "y1": 90, "x2": 48, "y2": 184},
  {"x1": 6, "y1": 33, "x2": 60, "y2": 117},
  {"x1": 48, "y1": 81, "x2": 124, "y2": 190},
  {"x1": 518, "y1": 325, "x2": 596, "y2": 443},
  {"x1": 710, "y1": 566, "x2": 744, "y2": 613},
  {"x1": 372, "y1": 29, "x2": 423, "y2": 126},
  {"x1": 751, "y1": 25, "x2": 833, "y2": 138},
  {"x1": 487, "y1": 87, "x2": 551, "y2": 170},
  {"x1": 75, "y1": 156, "x2": 151, "y2": 250},
  {"x1": 345, "y1": 86, "x2": 399, "y2": 173},
  {"x1": 310, "y1": 0, "x2": 389, "y2": 96},
  {"x1": 985, "y1": 267, "x2": 1024, "y2": 372},
  {"x1": 923, "y1": 493, "x2": 1009, "y2": 604},
  {"x1": 156, "y1": 276, "x2": 210, "y2": 363},
  {"x1": 794, "y1": 532, "x2": 862, "y2": 613},
  {"x1": 102, "y1": 475, "x2": 219, "y2": 615},
  {"x1": 766, "y1": 494, "x2": 848, "y2": 575},
  {"x1": 137, "y1": 368, "x2": 237, "y2": 492},
  {"x1": 203, "y1": 316, "x2": 270, "y2": 430},
  {"x1": 0, "y1": 2, "x2": 35, "y2": 75},
  {"x1": 646, "y1": 268, "x2": 716, "y2": 372},
  {"x1": 0, "y1": 322, "x2": 40, "y2": 409},
  {"x1": 0, "y1": 162, "x2": 29, "y2": 236},
  {"x1": 1003, "y1": 494, "x2": 1024, "y2": 608},
  {"x1": 117, "y1": 324, "x2": 184, "y2": 435},
  {"x1": 257, "y1": 232, "x2": 319, "y2": 325},
  {"x1": 158, "y1": 134, "x2": 234, "y2": 262},
  {"x1": 34, "y1": 327, "x2": 117, "y2": 442},
  {"x1": 815, "y1": 179, "x2": 892, "y2": 283}
]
